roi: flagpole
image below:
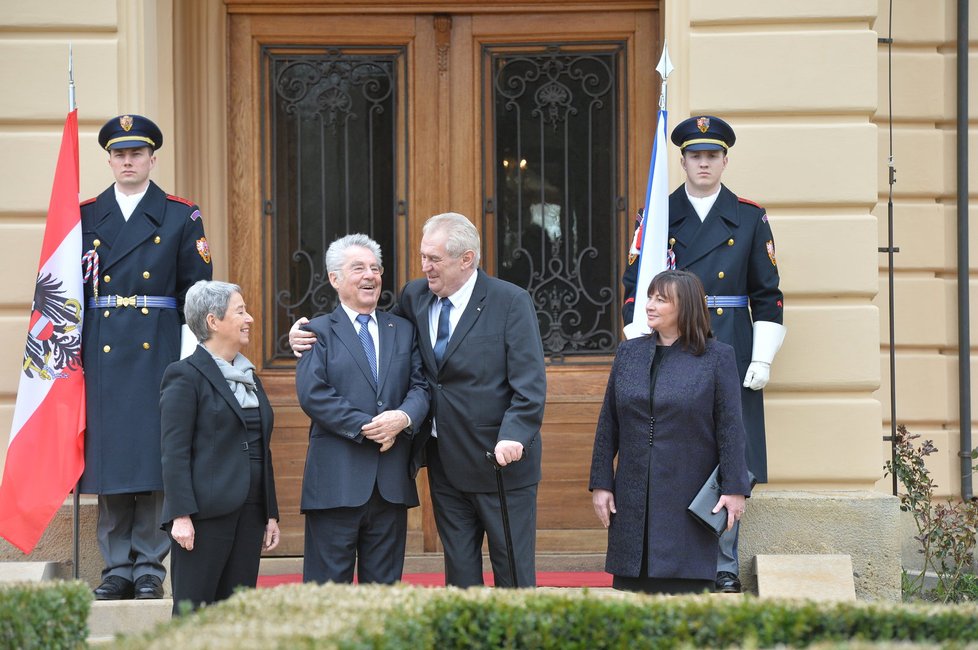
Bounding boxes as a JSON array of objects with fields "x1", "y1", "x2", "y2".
[{"x1": 68, "y1": 43, "x2": 81, "y2": 581}]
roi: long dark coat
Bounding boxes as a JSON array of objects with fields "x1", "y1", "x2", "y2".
[
  {"x1": 589, "y1": 334, "x2": 751, "y2": 581},
  {"x1": 78, "y1": 181, "x2": 212, "y2": 494},
  {"x1": 622, "y1": 184, "x2": 783, "y2": 482}
]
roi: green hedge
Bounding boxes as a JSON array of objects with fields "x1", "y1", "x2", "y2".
[
  {"x1": 112, "y1": 583, "x2": 978, "y2": 650},
  {"x1": 0, "y1": 580, "x2": 90, "y2": 649}
]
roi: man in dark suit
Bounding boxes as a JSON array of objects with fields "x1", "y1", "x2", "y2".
[
  {"x1": 295, "y1": 234, "x2": 429, "y2": 585},
  {"x1": 78, "y1": 115, "x2": 212, "y2": 600},
  {"x1": 621, "y1": 116, "x2": 785, "y2": 593},
  {"x1": 291, "y1": 213, "x2": 547, "y2": 588}
]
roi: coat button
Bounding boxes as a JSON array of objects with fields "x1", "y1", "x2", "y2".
[
  {"x1": 669, "y1": 237, "x2": 676, "y2": 245},
  {"x1": 103, "y1": 275, "x2": 111, "y2": 283},
  {"x1": 93, "y1": 239, "x2": 101, "y2": 247},
  {"x1": 728, "y1": 238, "x2": 734, "y2": 246},
  {"x1": 103, "y1": 310, "x2": 110, "y2": 318},
  {"x1": 143, "y1": 342, "x2": 150, "y2": 350},
  {"x1": 718, "y1": 271, "x2": 725, "y2": 279},
  {"x1": 154, "y1": 236, "x2": 161, "y2": 244},
  {"x1": 103, "y1": 345, "x2": 111, "y2": 353},
  {"x1": 376, "y1": 401, "x2": 383, "y2": 407},
  {"x1": 143, "y1": 271, "x2": 151, "y2": 279},
  {"x1": 141, "y1": 307, "x2": 149, "y2": 315},
  {"x1": 716, "y1": 308, "x2": 724, "y2": 316}
]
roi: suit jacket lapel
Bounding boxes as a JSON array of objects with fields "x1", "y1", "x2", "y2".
[
  {"x1": 375, "y1": 311, "x2": 396, "y2": 394},
  {"x1": 441, "y1": 270, "x2": 488, "y2": 366},
  {"x1": 672, "y1": 185, "x2": 739, "y2": 268},
  {"x1": 102, "y1": 181, "x2": 164, "y2": 272},
  {"x1": 330, "y1": 308, "x2": 377, "y2": 391},
  {"x1": 415, "y1": 290, "x2": 438, "y2": 371},
  {"x1": 189, "y1": 346, "x2": 246, "y2": 427}
]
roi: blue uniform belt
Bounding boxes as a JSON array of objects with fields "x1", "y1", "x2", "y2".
[
  {"x1": 87, "y1": 295, "x2": 178, "y2": 309},
  {"x1": 705, "y1": 295, "x2": 748, "y2": 308}
]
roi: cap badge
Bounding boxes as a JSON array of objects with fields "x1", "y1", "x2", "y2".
[
  {"x1": 120, "y1": 115, "x2": 134, "y2": 132},
  {"x1": 696, "y1": 117, "x2": 710, "y2": 133},
  {"x1": 196, "y1": 237, "x2": 211, "y2": 264}
]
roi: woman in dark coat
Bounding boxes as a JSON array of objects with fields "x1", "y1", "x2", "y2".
[
  {"x1": 160, "y1": 280, "x2": 279, "y2": 614},
  {"x1": 590, "y1": 270, "x2": 751, "y2": 594}
]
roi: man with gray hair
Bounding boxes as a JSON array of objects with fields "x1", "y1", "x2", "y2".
[
  {"x1": 291, "y1": 214, "x2": 546, "y2": 588},
  {"x1": 295, "y1": 234, "x2": 429, "y2": 584}
]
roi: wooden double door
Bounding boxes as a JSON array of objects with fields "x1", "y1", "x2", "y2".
[{"x1": 227, "y1": 2, "x2": 660, "y2": 556}]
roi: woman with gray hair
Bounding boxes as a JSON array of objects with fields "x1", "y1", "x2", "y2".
[{"x1": 160, "y1": 280, "x2": 279, "y2": 614}]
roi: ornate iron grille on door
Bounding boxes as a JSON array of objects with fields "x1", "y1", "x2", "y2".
[
  {"x1": 484, "y1": 43, "x2": 625, "y2": 358},
  {"x1": 261, "y1": 46, "x2": 406, "y2": 363}
]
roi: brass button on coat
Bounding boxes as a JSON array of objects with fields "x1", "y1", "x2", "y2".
[
  {"x1": 103, "y1": 310, "x2": 110, "y2": 318},
  {"x1": 103, "y1": 275, "x2": 111, "y2": 283},
  {"x1": 93, "y1": 239, "x2": 101, "y2": 247},
  {"x1": 154, "y1": 236, "x2": 161, "y2": 244},
  {"x1": 728, "y1": 238, "x2": 734, "y2": 246},
  {"x1": 669, "y1": 237, "x2": 676, "y2": 245},
  {"x1": 718, "y1": 271, "x2": 725, "y2": 279},
  {"x1": 141, "y1": 307, "x2": 149, "y2": 315},
  {"x1": 103, "y1": 345, "x2": 111, "y2": 353},
  {"x1": 143, "y1": 271, "x2": 151, "y2": 279},
  {"x1": 716, "y1": 308, "x2": 724, "y2": 316},
  {"x1": 143, "y1": 342, "x2": 150, "y2": 350}
]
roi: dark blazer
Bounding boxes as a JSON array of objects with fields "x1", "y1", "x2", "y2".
[
  {"x1": 621, "y1": 184, "x2": 783, "y2": 481},
  {"x1": 395, "y1": 270, "x2": 547, "y2": 493},
  {"x1": 589, "y1": 335, "x2": 751, "y2": 581},
  {"x1": 79, "y1": 181, "x2": 212, "y2": 494},
  {"x1": 159, "y1": 345, "x2": 278, "y2": 525},
  {"x1": 295, "y1": 307, "x2": 429, "y2": 511}
]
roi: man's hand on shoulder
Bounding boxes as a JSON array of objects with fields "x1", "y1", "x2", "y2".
[{"x1": 289, "y1": 317, "x2": 316, "y2": 357}]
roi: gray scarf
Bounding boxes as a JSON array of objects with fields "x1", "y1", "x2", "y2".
[{"x1": 208, "y1": 349, "x2": 259, "y2": 409}]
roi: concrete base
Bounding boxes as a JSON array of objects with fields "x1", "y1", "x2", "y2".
[
  {"x1": 739, "y1": 490, "x2": 901, "y2": 601},
  {"x1": 0, "y1": 561, "x2": 64, "y2": 583},
  {"x1": 755, "y1": 554, "x2": 856, "y2": 602},
  {"x1": 87, "y1": 598, "x2": 172, "y2": 646}
]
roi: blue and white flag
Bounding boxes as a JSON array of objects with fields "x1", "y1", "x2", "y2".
[{"x1": 624, "y1": 108, "x2": 670, "y2": 339}]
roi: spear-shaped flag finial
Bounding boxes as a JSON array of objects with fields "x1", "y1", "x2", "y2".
[{"x1": 656, "y1": 42, "x2": 673, "y2": 110}]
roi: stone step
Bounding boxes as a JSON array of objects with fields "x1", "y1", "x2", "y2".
[{"x1": 87, "y1": 598, "x2": 172, "y2": 646}]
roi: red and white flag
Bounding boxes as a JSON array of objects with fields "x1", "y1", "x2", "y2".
[{"x1": 0, "y1": 110, "x2": 85, "y2": 553}]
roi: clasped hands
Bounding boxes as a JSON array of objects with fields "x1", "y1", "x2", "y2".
[{"x1": 362, "y1": 410, "x2": 409, "y2": 452}]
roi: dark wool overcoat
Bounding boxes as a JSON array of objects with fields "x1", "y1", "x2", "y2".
[
  {"x1": 78, "y1": 181, "x2": 211, "y2": 494},
  {"x1": 622, "y1": 184, "x2": 783, "y2": 482},
  {"x1": 589, "y1": 334, "x2": 751, "y2": 580}
]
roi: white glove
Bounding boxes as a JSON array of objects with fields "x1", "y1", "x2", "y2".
[
  {"x1": 743, "y1": 361, "x2": 770, "y2": 390},
  {"x1": 179, "y1": 324, "x2": 198, "y2": 359},
  {"x1": 743, "y1": 321, "x2": 786, "y2": 390}
]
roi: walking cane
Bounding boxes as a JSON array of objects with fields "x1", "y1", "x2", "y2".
[{"x1": 485, "y1": 450, "x2": 519, "y2": 588}]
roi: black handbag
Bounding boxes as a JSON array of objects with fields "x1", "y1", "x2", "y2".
[{"x1": 687, "y1": 465, "x2": 756, "y2": 537}]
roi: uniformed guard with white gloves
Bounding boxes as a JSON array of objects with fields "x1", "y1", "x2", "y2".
[
  {"x1": 78, "y1": 115, "x2": 213, "y2": 600},
  {"x1": 621, "y1": 115, "x2": 785, "y2": 594}
]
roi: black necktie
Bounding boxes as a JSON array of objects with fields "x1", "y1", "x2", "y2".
[
  {"x1": 433, "y1": 298, "x2": 452, "y2": 363},
  {"x1": 356, "y1": 314, "x2": 378, "y2": 385}
]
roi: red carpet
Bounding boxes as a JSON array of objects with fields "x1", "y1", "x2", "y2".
[{"x1": 258, "y1": 572, "x2": 612, "y2": 588}]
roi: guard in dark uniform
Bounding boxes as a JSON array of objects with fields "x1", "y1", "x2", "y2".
[
  {"x1": 78, "y1": 115, "x2": 212, "y2": 599},
  {"x1": 621, "y1": 115, "x2": 785, "y2": 593}
]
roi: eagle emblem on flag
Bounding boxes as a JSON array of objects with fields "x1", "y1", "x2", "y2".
[{"x1": 22, "y1": 273, "x2": 82, "y2": 380}]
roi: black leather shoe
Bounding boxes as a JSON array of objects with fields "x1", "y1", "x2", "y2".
[
  {"x1": 93, "y1": 575, "x2": 134, "y2": 600},
  {"x1": 134, "y1": 574, "x2": 164, "y2": 599},
  {"x1": 715, "y1": 571, "x2": 742, "y2": 593}
]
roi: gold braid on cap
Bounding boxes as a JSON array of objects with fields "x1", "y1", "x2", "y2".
[{"x1": 104, "y1": 135, "x2": 156, "y2": 150}]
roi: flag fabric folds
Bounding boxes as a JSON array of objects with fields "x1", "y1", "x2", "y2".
[
  {"x1": 0, "y1": 110, "x2": 86, "y2": 553},
  {"x1": 624, "y1": 108, "x2": 670, "y2": 339}
]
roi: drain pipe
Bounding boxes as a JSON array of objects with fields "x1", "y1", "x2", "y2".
[{"x1": 957, "y1": 0, "x2": 973, "y2": 501}]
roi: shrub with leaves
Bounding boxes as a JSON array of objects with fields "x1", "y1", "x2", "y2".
[
  {"x1": 0, "y1": 580, "x2": 90, "y2": 649},
  {"x1": 885, "y1": 424, "x2": 978, "y2": 602},
  {"x1": 111, "y1": 583, "x2": 978, "y2": 650}
]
